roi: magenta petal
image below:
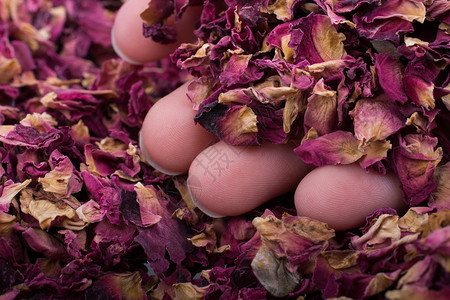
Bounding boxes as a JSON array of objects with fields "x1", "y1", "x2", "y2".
[
  {"x1": 427, "y1": 0, "x2": 450, "y2": 23},
  {"x1": 85, "y1": 273, "x2": 147, "y2": 300},
  {"x1": 354, "y1": 15, "x2": 414, "y2": 43},
  {"x1": 21, "y1": 227, "x2": 70, "y2": 261},
  {"x1": 0, "y1": 180, "x2": 31, "y2": 212},
  {"x1": 352, "y1": 96, "x2": 405, "y2": 143},
  {"x1": 353, "y1": 0, "x2": 425, "y2": 43},
  {"x1": 304, "y1": 79, "x2": 338, "y2": 136},
  {"x1": 217, "y1": 105, "x2": 259, "y2": 146},
  {"x1": 294, "y1": 131, "x2": 364, "y2": 167},
  {"x1": 393, "y1": 134, "x2": 443, "y2": 206},
  {"x1": 403, "y1": 75, "x2": 435, "y2": 109},
  {"x1": 219, "y1": 54, "x2": 264, "y2": 87},
  {"x1": 375, "y1": 53, "x2": 408, "y2": 104},
  {"x1": 289, "y1": 13, "x2": 346, "y2": 64}
]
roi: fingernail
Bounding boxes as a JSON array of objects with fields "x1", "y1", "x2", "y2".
[
  {"x1": 187, "y1": 176, "x2": 225, "y2": 218},
  {"x1": 139, "y1": 130, "x2": 184, "y2": 176},
  {"x1": 111, "y1": 25, "x2": 142, "y2": 65}
]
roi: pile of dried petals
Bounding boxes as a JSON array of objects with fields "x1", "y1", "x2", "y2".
[{"x1": 0, "y1": 0, "x2": 449, "y2": 299}]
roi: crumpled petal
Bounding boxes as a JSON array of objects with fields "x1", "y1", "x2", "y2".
[
  {"x1": 217, "y1": 104, "x2": 259, "y2": 146},
  {"x1": 304, "y1": 79, "x2": 338, "y2": 136},
  {"x1": 328, "y1": 270, "x2": 402, "y2": 299},
  {"x1": 173, "y1": 282, "x2": 210, "y2": 300},
  {"x1": 40, "y1": 90, "x2": 100, "y2": 122},
  {"x1": 359, "y1": 140, "x2": 392, "y2": 170},
  {"x1": 351, "y1": 214, "x2": 402, "y2": 250},
  {"x1": 261, "y1": 0, "x2": 303, "y2": 22},
  {"x1": 251, "y1": 244, "x2": 300, "y2": 297},
  {"x1": 353, "y1": 0, "x2": 425, "y2": 43},
  {"x1": 75, "y1": 200, "x2": 105, "y2": 224},
  {"x1": 219, "y1": 54, "x2": 264, "y2": 87},
  {"x1": 187, "y1": 76, "x2": 220, "y2": 110},
  {"x1": 172, "y1": 41, "x2": 212, "y2": 71},
  {"x1": 396, "y1": 256, "x2": 437, "y2": 289},
  {"x1": 134, "y1": 182, "x2": 163, "y2": 227},
  {"x1": 430, "y1": 162, "x2": 450, "y2": 209},
  {"x1": 306, "y1": 56, "x2": 355, "y2": 78},
  {"x1": 294, "y1": 131, "x2": 364, "y2": 167},
  {"x1": 263, "y1": 22, "x2": 295, "y2": 62},
  {"x1": 20, "y1": 227, "x2": 70, "y2": 261},
  {"x1": 20, "y1": 112, "x2": 57, "y2": 133},
  {"x1": 188, "y1": 223, "x2": 230, "y2": 254},
  {"x1": 398, "y1": 207, "x2": 432, "y2": 233},
  {"x1": 289, "y1": 13, "x2": 346, "y2": 64},
  {"x1": 386, "y1": 284, "x2": 450, "y2": 300},
  {"x1": 0, "y1": 179, "x2": 31, "y2": 212},
  {"x1": 417, "y1": 226, "x2": 450, "y2": 272},
  {"x1": 123, "y1": 186, "x2": 188, "y2": 275},
  {"x1": 0, "y1": 55, "x2": 21, "y2": 84},
  {"x1": 375, "y1": 53, "x2": 408, "y2": 104},
  {"x1": 419, "y1": 209, "x2": 450, "y2": 238},
  {"x1": 351, "y1": 96, "x2": 405, "y2": 144},
  {"x1": 252, "y1": 213, "x2": 335, "y2": 269},
  {"x1": 19, "y1": 188, "x2": 79, "y2": 230},
  {"x1": 140, "y1": 0, "x2": 177, "y2": 44},
  {"x1": 404, "y1": 74, "x2": 436, "y2": 109},
  {"x1": 38, "y1": 150, "x2": 82, "y2": 198},
  {"x1": 426, "y1": 0, "x2": 450, "y2": 23},
  {"x1": 361, "y1": 0, "x2": 426, "y2": 23},
  {"x1": 249, "y1": 212, "x2": 334, "y2": 296},
  {"x1": 59, "y1": 229, "x2": 87, "y2": 258},
  {"x1": 393, "y1": 134, "x2": 443, "y2": 206},
  {"x1": 84, "y1": 272, "x2": 147, "y2": 300}
]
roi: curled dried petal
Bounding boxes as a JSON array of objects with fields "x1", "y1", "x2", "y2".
[
  {"x1": 294, "y1": 131, "x2": 364, "y2": 167},
  {"x1": 351, "y1": 96, "x2": 405, "y2": 144}
]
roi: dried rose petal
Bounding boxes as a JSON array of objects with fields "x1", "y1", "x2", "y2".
[
  {"x1": 304, "y1": 79, "x2": 338, "y2": 136},
  {"x1": 0, "y1": 180, "x2": 31, "y2": 212},
  {"x1": 430, "y1": 162, "x2": 450, "y2": 209},
  {"x1": 217, "y1": 105, "x2": 259, "y2": 146},
  {"x1": 351, "y1": 214, "x2": 402, "y2": 250},
  {"x1": 85, "y1": 272, "x2": 147, "y2": 299},
  {"x1": 351, "y1": 96, "x2": 405, "y2": 144},
  {"x1": 359, "y1": 140, "x2": 392, "y2": 170},
  {"x1": 38, "y1": 150, "x2": 82, "y2": 198},
  {"x1": 375, "y1": 53, "x2": 408, "y2": 104},
  {"x1": 289, "y1": 13, "x2": 347, "y2": 64},
  {"x1": 294, "y1": 131, "x2": 364, "y2": 167},
  {"x1": 393, "y1": 134, "x2": 443, "y2": 206},
  {"x1": 353, "y1": 0, "x2": 426, "y2": 43}
]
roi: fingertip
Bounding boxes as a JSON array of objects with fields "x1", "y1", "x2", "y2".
[
  {"x1": 139, "y1": 130, "x2": 183, "y2": 176},
  {"x1": 112, "y1": 0, "x2": 201, "y2": 64},
  {"x1": 187, "y1": 176, "x2": 225, "y2": 218},
  {"x1": 111, "y1": 26, "x2": 142, "y2": 65},
  {"x1": 140, "y1": 82, "x2": 218, "y2": 175},
  {"x1": 294, "y1": 164, "x2": 406, "y2": 231},
  {"x1": 188, "y1": 141, "x2": 310, "y2": 217}
]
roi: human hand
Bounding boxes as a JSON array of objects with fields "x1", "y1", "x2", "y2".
[{"x1": 112, "y1": 0, "x2": 406, "y2": 231}]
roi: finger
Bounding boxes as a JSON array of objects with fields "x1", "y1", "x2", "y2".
[
  {"x1": 188, "y1": 141, "x2": 310, "y2": 217},
  {"x1": 294, "y1": 163, "x2": 406, "y2": 231},
  {"x1": 112, "y1": 0, "x2": 201, "y2": 64},
  {"x1": 140, "y1": 82, "x2": 218, "y2": 175}
]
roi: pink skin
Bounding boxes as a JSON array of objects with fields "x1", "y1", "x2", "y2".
[
  {"x1": 140, "y1": 82, "x2": 218, "y2": 175},
  {"x1": 112, "y1": 0, "x2": 201, "y2": 64},
  {"x1": 113, "y1": 0, "x2": 406, "y2": 231},
  {"x1": 188, "y1": 141, "x2": 311, "y2": 217},
  {"x1": 295, "y1": 164, "x2": 405, "y2": 231}
]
